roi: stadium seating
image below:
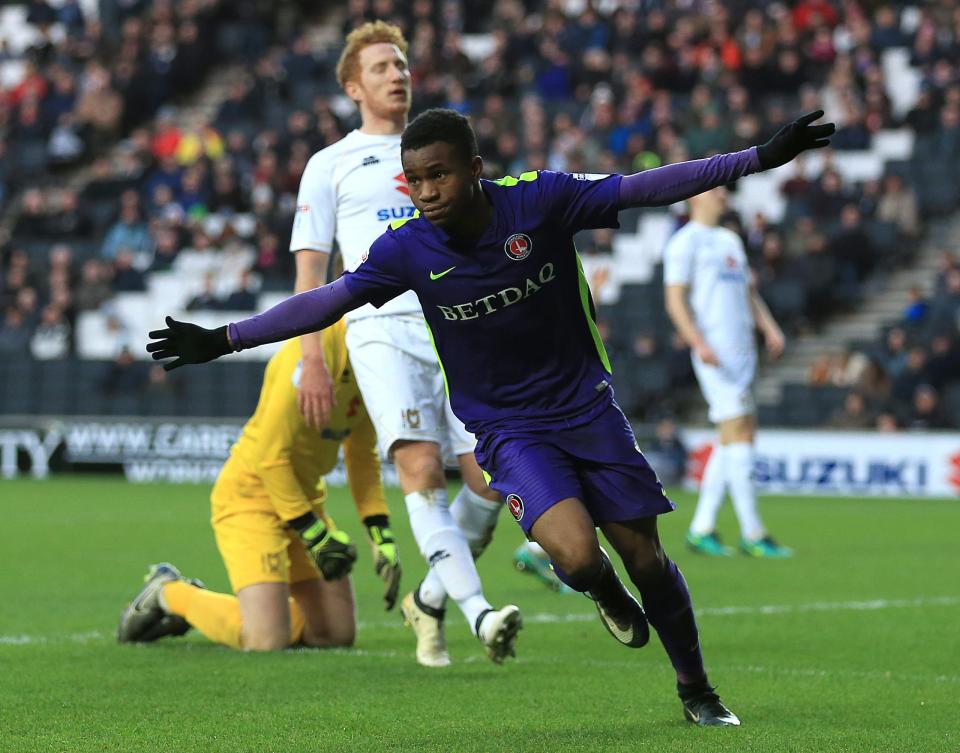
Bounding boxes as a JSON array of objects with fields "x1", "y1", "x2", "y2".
[{"x1": 1, "y1": 1, "x2": 958, "y2": 429}]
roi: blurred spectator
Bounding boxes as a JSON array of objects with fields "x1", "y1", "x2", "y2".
[
  {"x1": 16, "y1": 287, "x2": 40, "y2": 326},
  {"x1": 145, "y1": 157, "x2": 184, "y2": 202},
  {"x1": 173, "y1": 229, "x2": 219, "y2": 279},
  {"x1": 222, "y1": 270, "x2": 258, "y2": 311},
  {"x1": 808, "y1": 169, "x2": 847, "y2": 221},
  {"x1": 831, "y1": 106, "x2": 871, "y2": 151},
  {"x1": 47, "y1": 244, "x2": 76, "y2": 285},
  {"x1": 854, "y1": 358, "x2": 892, "y2": 405},
  {"x1": 14, "y1": 188, "x2": 50, "y2": 238},
  {"x1": 875, "y1": 411, "x2": 900, "y2": 432},
  {"x1": 148, "y1": 227, "x2": 182, "y2": 272},
  {"x1": 216, "y1": 79, "x2": 258, "y2": 130},
  {"x1": 891, "y1": 347, "x2": 929, "y2": 404},
  {"x1": 828, "y1": 204, "x2": 875, "y2": 286},
  {"x1": 793, "y1": 0, "x2": 838, "y2": 32},
  {"x1": 209, "y1": 170, "x2": 249, "y2": 214},
  {"x1": 254, "y1": 231, "x2": 287, "y2": 284},
  {"x1": 0, "y1": 307, "x2": 31, "y2": 356},
  {"x1": 808, "y1": 350, "x2": 869, "y2": 387},
  {"x1": 26, "y1": 0, "x2": 57, "y2": 29},
  {"x1": 48, "y1": 115, "x2": 86, "y2": 168},
  {"x1": 828, "y1": 392, "x2": 874, "y2": 429},
  {"x1": 144, "y1": 364, "x2": 183, "y2": 399},
  {"x1": 929, "y1": 268, "x2": 960, "y2": 333},
  {"x1": 797, "y1": 231, "x2": 836, "y2": 320},
  {"x1": 178, "y1": 166, "x2": 210, "y2": 216},
  {"x1": 102, "y1": 201, "x2": 152, "y2": 262},
  {"x1": 47, "y1": 189, "x2": 92, "y2": 239},
  {"x1": 924, "y1": 335, "x2": 960, "y2": 388},
  {"x1": 644, "y1": 418, "x2": 687, "y2": 485},
  {"x1": 99, "y1": 347, "x2": 148, "y2": 395},
  {"x1": 75, "y1": 260, "x2": 113, "y2": 311},
  {"x1": 151, "y1": 109, "x2": 183, "y2": 161},
  {"x1": 111, "y1": 250, "x2": 147, "y2": 293},
  {"x1": 879, "y1": 326, "x2": 909, "y2": 379},
  {"x1": 186, "y1": 273, "x2": 222, "y2": 311},
  {"x1": 877, "y1": 174, "x2": 919, "y2": 242},
  {"x1": 58, "y1": 0, "x2": 85, "y2": 35},
  {"x1": 73, "y1": 62, "x2": 124, "y2": 152},
  {"x1": 29, "y1": 305, "x2": 71, "y2": 360},
  {"x1": 870, "y1": 6, "x2": 907, "y2": 49},
  {"x1": 631, "y1": 332, "x2": 659, "y2": 361},
  {"x1": 906, "y1": 384, "x2": 950, "y2": 430},
  {"x1": 903, "y1": 287, "x2": 929, "y2": 324},
  {"x1": 148, "y1": 184, "x2": 184, "y2": 223},
  {"x1": 934, "y1": 252, "x2": 957, "y2": 296}
]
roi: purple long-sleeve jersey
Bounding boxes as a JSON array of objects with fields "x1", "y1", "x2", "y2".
[{"x1": 230, "y1": 148, "x2": 761, "y2": 434}]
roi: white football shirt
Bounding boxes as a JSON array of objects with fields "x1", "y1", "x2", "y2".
[
  {"x1": 663, "y1": 221, "x2": 754, "y2": 354},
  {"x1": 290, "y1": 130, "x2": 421, "y2": 320}
]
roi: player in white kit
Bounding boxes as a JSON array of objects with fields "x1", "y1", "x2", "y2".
[
  {"x1": 664, "y1": 186, "x2": 793, "y2": 558},
  {"x1": 290, "y1": 22, "x2": 519, "y2": 667}
]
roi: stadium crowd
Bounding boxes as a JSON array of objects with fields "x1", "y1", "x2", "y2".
[
  {"x1": 1, "y1": 0, "x2": 959, "y2": 427},
  {"x1": 0, "y1": 0, "x2": 313, "y2": 361},
  {"x1": 804, "y1": 250, "x2": 960, "y2": 430}
]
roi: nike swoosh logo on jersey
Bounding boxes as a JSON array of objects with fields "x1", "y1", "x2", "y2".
[{"x1": 429, "y1": 266, "x2": 456, "y2": 280}]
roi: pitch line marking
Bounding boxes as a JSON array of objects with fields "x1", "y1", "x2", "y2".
[
  {"x1": 507, "y1": 656, "x2": 960, "y2": 685},
  {"x1": 511, "y1": 594, "x2": 960, "y2": 626},
  {"x1": 1, "y1": 596, "x2": 957, "y2": 646}
]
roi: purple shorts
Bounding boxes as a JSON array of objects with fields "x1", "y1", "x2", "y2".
[{"x1": 474, "y1": 398, "x2": 676, "y2": 535}]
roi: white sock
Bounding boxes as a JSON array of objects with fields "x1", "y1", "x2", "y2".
[
  {"x1": 417, "y1": 568, "x2": 446, "y2": 611},
  {"x1": 451, "y1": 485, "x2": 501, "y2": 558},
  {"x1": 689, "y1": 443, "x2": 727, "y2": 535},
  {"x1": 405, "y1": 489, "x2": 491, "y2": 632},
  {"x1": 418, "y1": 487, "x2": 501, "y2": 611},
  {"x1": 725, "y1": 442, "x2": 766, "y2": 541}
]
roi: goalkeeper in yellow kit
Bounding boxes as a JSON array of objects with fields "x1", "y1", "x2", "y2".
[{"x1": 117, "y1": 320, "x2": 400, "y2": 650}]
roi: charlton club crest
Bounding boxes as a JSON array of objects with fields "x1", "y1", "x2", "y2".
[
  {"x1": 504, "y1": 233, "x2": 533, "y2": 261},
  {"x1": 506, "y1": 493, "x2": 524, "y2": 521}
]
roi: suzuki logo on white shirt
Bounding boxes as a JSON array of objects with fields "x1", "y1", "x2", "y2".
[{"x1": 377, "y1": 206, "x2": 417, "y2": 222}]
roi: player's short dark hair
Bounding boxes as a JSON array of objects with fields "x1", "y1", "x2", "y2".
[{"x1": 401, "y1": 108, "x2": 478, "y2": 163}]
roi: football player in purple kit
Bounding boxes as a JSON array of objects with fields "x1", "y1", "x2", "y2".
[{"x1": 147, "y1": 108, "x2": 833, "y2": 726}]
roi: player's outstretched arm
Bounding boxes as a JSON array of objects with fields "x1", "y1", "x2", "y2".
[
  {"x1": 754, "y1": 110, "x2": 835, "y2": 170},
  {"x1": 617, "y1": 110, "x2": 835, "y2": 209},
  {"x1": 146, "y1": 277, "x2": 363, "y2": 370},
  {"x1": 146, "y1": 317, "x2": 233, "y2": 371}
]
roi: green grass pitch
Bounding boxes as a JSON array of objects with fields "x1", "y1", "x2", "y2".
[{"x1": 1, "y1": 475, "x2": 957, "y2": 753}]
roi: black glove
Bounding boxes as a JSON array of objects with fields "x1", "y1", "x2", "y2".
[
  {"x1": 289, "y1": 511, "x2": 358, "y2": 580},
  {"x1": 365, "y1": 516, "x2": 401, "y2": 610},
  {"x1": 755, "y1": 110, "x2": 836, "y2": 170},
  {"x1": 146, "y1": 316, "x2": 233, "y2": 371}
]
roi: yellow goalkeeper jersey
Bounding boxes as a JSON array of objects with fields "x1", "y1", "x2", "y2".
[{"x1": 226, "y1": 320, "x2": 387, "y2": 523}]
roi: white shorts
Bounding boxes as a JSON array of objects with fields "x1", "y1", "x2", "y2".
[
  {"x1": 345, "y1": 315, "x2": 476, "y2": 462},
  {"x1": 692, "y1": 349, "x2": 757, "y2": 424}
]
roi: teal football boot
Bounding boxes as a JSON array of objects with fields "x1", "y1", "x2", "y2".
[{"x1": 685, "y1": 531, "x2": 734, "y2": 557}]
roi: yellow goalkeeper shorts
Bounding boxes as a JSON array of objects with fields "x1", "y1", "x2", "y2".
[{"x1": 211, "y1": 458, "x2": 332, "y2": 593}]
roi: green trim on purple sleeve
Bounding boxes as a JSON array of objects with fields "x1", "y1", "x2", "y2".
[{"x1": 575, "y1": 251, "x2": 612, "y2": 374}]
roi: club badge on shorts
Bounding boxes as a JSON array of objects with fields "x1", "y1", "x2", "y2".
[
  {"x1": 506, "y1": 493, "x2": 524, "y2": 521},
  {"x1": 504, "y1": 233, "x2": 533, "y2": 261}
]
